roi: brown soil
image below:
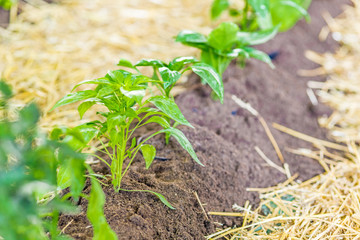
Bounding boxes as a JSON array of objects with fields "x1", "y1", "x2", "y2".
[
  {"x1": 0, "y1": 8, "x2": 9, "y2": 27},
  {"x1": 57, "y1": 0, "x2": 350, "y2": 239}
]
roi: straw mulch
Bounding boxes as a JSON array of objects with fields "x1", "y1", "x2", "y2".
[
  {"x1": 208, "y1": 1, "x2": 360, "y2": 239},
  {"x1": 0, "y1": 0, "x2": 232, "y2": 130}
]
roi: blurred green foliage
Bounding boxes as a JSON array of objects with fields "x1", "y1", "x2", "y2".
[
  {"x1": 0, "y1": 0, "x2": 16, "y2": 10},
  {"x1": 0, "y1": 80, "x2": 117, "y2": 240}
]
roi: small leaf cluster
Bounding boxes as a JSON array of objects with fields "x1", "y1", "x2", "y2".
[
  {"x1": 118, "y1": 57, "x2": 223, "y2": 143},
  {"x1": 176, "y1": 22, "x2": 276, "y2": 77},
  {"x1": 118, "y1": 56, "x2": 223, "y2": 102},
  {"x1": 211, "y1": 0, "x2": 311, "y2": 32},
  {"x1": 0, "y1": 81, "x2": 116, "y2": 240},
  {"x1": 52, "y1": 57, "x2": 221, "y2": 208}
]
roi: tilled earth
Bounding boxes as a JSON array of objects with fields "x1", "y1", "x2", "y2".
[{"x1": 55, "y1": 0, "x2": 350, "y2": 239}]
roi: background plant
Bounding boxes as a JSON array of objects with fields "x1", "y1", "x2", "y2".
[
  {"x1": 211, "y1": 0, "x2": 311, "y2": 32},
  {"x1": 0, "y1": 0, "x2": 15, "y2": 10},
  {"x1": 176, "y1": 22, "x2": 277, "y2": 77},
  {"x1": 0, "y1": 81, "x2": 117, "y2": 240},
  {"x1": 117, "y1": 56, "x2": 223, "y2": 103},
  {"x1": 51, "y1": 66, "x2": 210, "y2": 208}
]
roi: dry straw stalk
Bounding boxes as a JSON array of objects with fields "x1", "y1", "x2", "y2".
[{"x1": 209, "y1": 1, "x2": 360, "y2": 239}]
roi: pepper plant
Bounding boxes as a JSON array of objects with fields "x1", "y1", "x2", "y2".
[
  {"x1": 117, "y1": 56, "x2": 223, "y2": 142},
  {"x1": 117, "y1": 56, "x2": 223, "y2": 102},
  {"x1": 176, "y1": 22, "x2": 277, "y2": 77},
  {"x1": 0, "y1": 81, "x2": 117, "y2": 240},
  {"x1": 211, "y1": 0, "x2": 311, "y2": 32},
  {"x1": 51, "y1": 64, "x2": 216, "y2": 208}
]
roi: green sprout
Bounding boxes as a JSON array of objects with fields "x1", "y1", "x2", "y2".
[
  {"x1": 176, "y1": 22, "x2": 277, "y2": 77},
  {"x1": 117, "y1": 56, "x2": 223, "y2": 142},
  {"x1": 211, "y1": 0, "x2": 311, "y2": 32},
  {"x1": 51, "y1": 61, "x2": 220, "y2": 208}
]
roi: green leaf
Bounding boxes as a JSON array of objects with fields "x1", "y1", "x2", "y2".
[
  {"x1": 208, "y1": 22, "x2": 239, "y2": 51},
  {"x1": 270, "y1": 0, "x2": 311, "y2": 31},
  {"x1": 248, "y1": 0, "x2": 273, "y2": 30},
  {"x1": 96, "y1": 85, "x2": 115, "y2": 98},
  {"x1": 57, "y1": 165, "x2": 71, "y2": 190},
  {"x1": 120, "y1": 188, "x2": 175, "y2": 209},
  {"x1": 55, "y1": 124, "x2": 98, "y2": 151},
  {"x1": 51, "y1": 90, "x2": 97, "y2": 111},
  {"x1": 148, "y1": 96, "x2": 192, "y2": 128},
  {"x1": 225, "y1": 48, "x2": 249, "y2": 58},
  {"x1": 69, "y1": 158, "x2": 85, "y2": 201},
  {"x1": 124, "y1": 108, "x2": 140, "y2": 120},
  {"x1": 200, "y1": 50, "x2": 233, "y2": 77},
  {"x1": 100, "y1": 95, "x2": 121, "y2": 112},
  {"x1": 168, "y1": 56, "x2": 198, "y2": 71},
  {"x1": 243, "y1": 47, "x2": 274, "y2": 68},
  {"x1": 107, "y1": 113, "x2": 126, "y2": 131},
  {"x1": 140, "y1": 144, "x2": 156, "y2": 169},
  {"x1": 50, "y1": 128, "x2": 63, "y2": 141},
  {"x1": 145, "y1": 190, "x2": 175, "y2": 209},
  {"x1": 57, "y1": 157, "x2": 85, "y2": 200},
  {"x1": 143, "y1": 116, "x2": 171, "y2": 129},
  {"x1": 58, "y1": 127, "x2": 87, "y2": 148},
  {"x1": 176, "y1": 30, "x2": 207, "y2": 43},
  {"x1": 117, "y1": 58, "x2": 136, "y2": 69},
  {"x1": 120, "y1": 87, "x2": 145, "y2": 103},
  {"x1": 78, "y1": 100, "x2": 96, "y2": 119},
  {"x1": 236, "y1": 26, "x2": 278, "y2": 46},
  {"x1": 135, "y1": 59, "x2": 166, "y2": 68},
  {"x1": 159, "y1": 127, "x2": 203, "y2": 166},
  {"x1": 0, "y1": 80, "x2": 12, "y2": 99},
  {"x1": 159, "y1": 67, "x2": 182, "y2": 90},
  {"x1": 211, "y1": 0, "x2": 230, "y2": 20},
  {"x1": 87, "y1": 178, "x2": 118, "y2": 240},
  {"x1": 74, "y1": 124, "x2": 99, "y2": 144},
  {"x1": 107, "y1": 70, "x2": 128, "y2": 84},
  {"x1": 130, "y1": 137, "x2": 137, "y2": 149},
  {"x1": 190, "y1": 63, "x2": 224, "y2": 103},
  {"x1": 280, "y1": 0, "x2": 310, "y2": 20},
  {"x1": 72, "y1": 78, "x2": 111, "y2": 91},
  {"x1": 17, "y1": 103, "x2": 40, "y2": 131},
  {"x1": 175, "y1": 30, "x2": 208, "y2": 49},
  {"x1": 109, "y1": 128, "x2": 123, "y2": 147}
]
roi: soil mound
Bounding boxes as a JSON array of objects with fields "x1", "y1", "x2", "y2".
[{"x1": 59, "y1": 0, "x2": 350, "y2": 239}]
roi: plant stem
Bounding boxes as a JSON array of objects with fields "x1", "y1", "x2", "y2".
[
  {"x1": 114, "y1": 128, "x2": 126, "y2": 190},
  {"x1": 120, "y1": 146, "x2": 142, "y2": 179},
  {"x1": 120, "y1": 130, "x2": 163, "y2": 179},
  {"x1": 98, "y1": 138, "x2": 115, "y2": 180},
  {"x1": 241, "y1": 1, "x2": 249, "y2": 30}
]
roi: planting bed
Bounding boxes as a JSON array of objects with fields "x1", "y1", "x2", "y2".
[{"x1": 55, "y1": 0, "x2": 350, "y2": 239}]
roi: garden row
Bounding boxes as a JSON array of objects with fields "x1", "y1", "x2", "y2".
[{"x1": 0, "y1": 0, "x2": 320, "y2": 239}]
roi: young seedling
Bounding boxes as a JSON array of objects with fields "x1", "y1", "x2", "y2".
[
  {"x1": 117, "y1": 56, "x2": 223, "y2": 142},
  {"x1": 51, "y1": 67, "x2": 206, "y2": 208},
  {"x1": 0, "y1": 81, "x2": 117, "y2": 240},
  {"x1": 117, "y1": 56, "x2": 223, "y2": 103},
  {"x1": 176, "y1": 22, "x2": 277, "y2": 77},
  {"x1": 211, "y1": 0, "x2": 311, "y2": 32}
]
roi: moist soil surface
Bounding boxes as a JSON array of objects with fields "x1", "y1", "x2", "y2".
[
  {"x1": 57, "y1": 0, "x2": 350, "y2": 239},
  {"x1": 0, "y1": 8, "x2": 9, "y2": 27}
]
